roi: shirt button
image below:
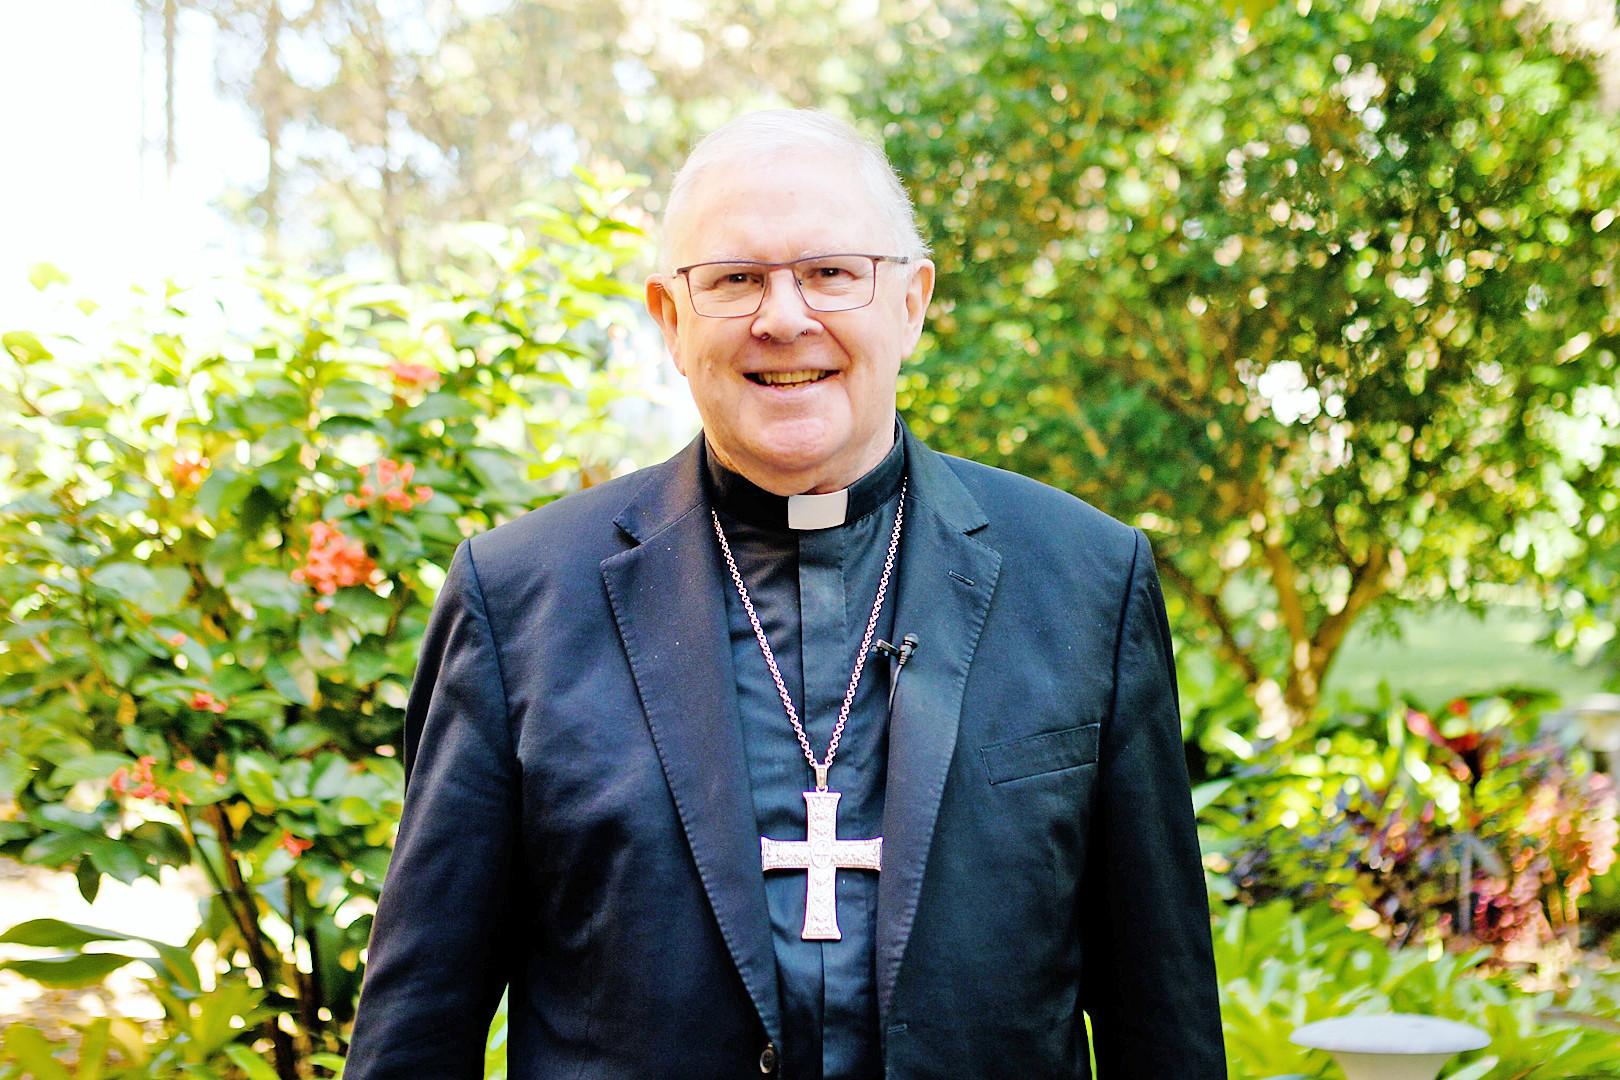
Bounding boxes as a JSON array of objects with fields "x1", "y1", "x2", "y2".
[{"x1": 758, "y1": 1042, "x2": 778, "y2": 1073}]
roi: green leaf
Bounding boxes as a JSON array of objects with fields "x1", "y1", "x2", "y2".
[
  {"x1": 309, "y1": 1052, "x2": 347, "y2": 1077},
  {"x1": 0, "y1": 952, "x2": 139, "y2": 988},
  {"x1": 0, "y1": 757, "x2": 29, "y2": 801},
  {"x1": 265, "y1": 653, "x2": 316, "y2": 706},
  {"x1": 196, "y1": 468, "x2": 250, "y2": 520},
  {"x1": 2, "y1": 329, "x2": 53, "y2": 364},
  {"x1": 1, "y1": 1025, "x2": 71, "y2": 1080},
  {"x1": 403, "y1": 391, "x2": 481, "y2": 425},
  {"x1": 320, "y1": 378, "x2": 392, "y2": 417},
  {"x1": 236, "y1": 756, "x2": 278, "y2": 808},
  {"x1": 76, "y1": 1017, "x2": 111, "y2": 1080},
  {"x1": 27, "y1": 262, "x2": 71, "y2": 291},
  {"x1": 85, "y1": 835, "x2": 146, "y2": 883},
  {"x1": 0, "y1": 918, "x2": 128, "y2": 949},
  {"x1": 1444, "y1": 1056, "x2": 1498, "y2": 1080},
  {"x1": 47, "y1": 754, "x2": 130, "y2": 787},
  {"x1": 225, "y1": 1045, "x2": 282, "y2": 1080},
  {"x1": 88, "y1": 563, "x2": 191, "y2": 615},
  {"x1": 147, "y1": 939, "x2": 203, "y2": 994},
  {"x1": 75, "y1": 857, "x2": 101, "y2": 903},
  {"x1": 1191, "y1": 779, "x2": 1234, "y2": 815},
  {"x1": 227, "y1": 566, "x2": 305, "y2": 615}
]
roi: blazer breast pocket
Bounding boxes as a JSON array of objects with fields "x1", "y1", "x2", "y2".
[{"x1": 979, "y1": 723, "x2": 1100, "y2": 785}]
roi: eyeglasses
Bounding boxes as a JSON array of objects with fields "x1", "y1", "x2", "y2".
[{"x1": 674, "y1": 254, "x2": 911, "y2": 318}]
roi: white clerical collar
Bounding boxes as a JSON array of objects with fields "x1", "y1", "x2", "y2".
[{"x1": 786, "y1": 489, "x2": 849, "y2": 531}]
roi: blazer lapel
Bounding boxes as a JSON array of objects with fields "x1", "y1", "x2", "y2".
[
  {"x1": 875, "y1": 430, "x2": 1002, "y2": 1024},
  {"x1": 600, "y1": 438, "x2": 783, "y2": 1043}
]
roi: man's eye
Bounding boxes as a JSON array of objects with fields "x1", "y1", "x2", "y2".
[
  {"x1": 722, "y1": 272, "x2": 761, "y2": 285},
  {"x1": 809, "y1": 266, "x2": 852, "y2": 280}
]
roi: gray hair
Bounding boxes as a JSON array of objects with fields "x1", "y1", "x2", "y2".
[{"x1": 658, "y1": 108, "x2": 930, "y2": 271}]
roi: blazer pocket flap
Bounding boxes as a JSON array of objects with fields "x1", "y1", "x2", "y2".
[{"x1": 980, "y1": 723, "x2": 1100, "y2": 785}]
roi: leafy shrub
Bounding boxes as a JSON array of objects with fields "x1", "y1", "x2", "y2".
[
  {"x1": 1218, "y1": 901, "x2": 1620, "y2": 1080},
  {"x1": 1204, "y1": 696, "x2": 1620, "y2": 963},
  {"x1": 0, "y1": 173, "x2": 648, "y2": 1078}
]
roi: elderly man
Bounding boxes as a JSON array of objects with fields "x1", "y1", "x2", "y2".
[{"x1": 345, "y1": 109, "x2": 1224, "y2": 1079}]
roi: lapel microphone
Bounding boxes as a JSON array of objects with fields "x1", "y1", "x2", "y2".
[{"x1": 873, "y1": 633, "x2": 920, "y2": 709}]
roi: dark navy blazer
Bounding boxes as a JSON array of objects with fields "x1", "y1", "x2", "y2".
[{"x1": 344, "y1": 425, "x2": 1225, "y2": 1079}]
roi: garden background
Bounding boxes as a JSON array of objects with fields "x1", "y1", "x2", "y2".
[{"x1": 3, "y1": 0, "x2": 1620, "y2": 1076}]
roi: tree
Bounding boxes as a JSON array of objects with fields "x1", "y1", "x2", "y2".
[
  {"x1": 189, "y1": 0, "x2": 955, "y2": 276},
  {"x1": 871, "y1": 0, "x2": 1620, "y2": 735}
]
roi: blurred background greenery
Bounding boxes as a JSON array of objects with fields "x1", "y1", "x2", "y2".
[{"x1": 2, "y1": 0, "x2": 1620, "y2": 1076}]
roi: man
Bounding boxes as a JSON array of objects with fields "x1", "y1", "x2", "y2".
[{"x1": 346, "y1": 109, "x2": 1224, "y2": 1079}]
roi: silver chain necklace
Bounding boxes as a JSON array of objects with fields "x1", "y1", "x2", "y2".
[{"x1": 709, "y1": 479, "x2": 906, "y2": 793}]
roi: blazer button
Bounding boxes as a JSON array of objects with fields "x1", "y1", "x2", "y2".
[{"x1": 758, "y1": 1042, "x2": 778, "y2": 1074}]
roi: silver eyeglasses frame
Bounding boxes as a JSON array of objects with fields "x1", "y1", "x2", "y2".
[{"x1": 673, "y1": 254, "x2": 912, "y2": 318}]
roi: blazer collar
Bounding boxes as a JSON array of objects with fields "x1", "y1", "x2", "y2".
[
  {"x1": 601, "y1": 424, "x2": 1003, "y2": 1036},
  {"x1": 601, "y1": 434, "x2": 784, "y2": 1040},
  {"x1": 875, "y1": 425, "x2": 1000, "y2": 1022}
]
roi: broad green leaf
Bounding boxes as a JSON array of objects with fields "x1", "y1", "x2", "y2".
[
  {"x1": 1, "y1": 1025, "x2": 71, "y2": 1080},
  {"x1": 1191, "y1": 779, "x2": 1233, "y2": 816},
  {"x1": 77, "y1": 1017, "x2": 111, "y2": 1080},
  {"x1": 2, "y1": 329, "x2": 53, "y2": 364},
  {"x1": 404, "y1": 391, "x2": 481, "y2": 425},
  {"x1": 320, "y1": 378, "x2": 392, "y2": 416},
  {"x1": 227, "y1": 566, "x2": 305, "y2": 614},
  {"x1": 84, "y1": 836, "x2": 145, "y2": 883},
  {"x1": 0, "y1": 952, "x2": 138, "y2": 988},
  {"x1": 0, "y1": 918, "x2": 128, "y2": 949},
  {"x1": 88, "y1": 563, "x2": 191, "y2": 616},
  {"x1": 264, "y1": 653, "x2": 316, "y2": 706},
  {"x1": 47, "y1": 754, "x2": 130, "y2": 787},
  {"x1": 226, "y1": 1045, "x2": 282, "y2": 1080},
  {"x1": 236, "y1": 756, "x2": 278, "y2": 808},
  {"x1": 309, "y1": 1052, "x2": 347, "y2": 1077}
]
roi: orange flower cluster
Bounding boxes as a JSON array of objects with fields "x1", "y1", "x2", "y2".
[
  {"x1": 109, "y1": 756, "x2": 191, "y2": 806},
  {"x1": 170, "y1": 449, "x2": 210, "y2": 489},
  {"x1": 344, "y1": 458, "x2": 433, "y2": 513},
  {"x1": 280, "y1": 831, "x2": 314, "y2": 858},
  {"x1": 386, "y1": 360, "x2": 439, "y2": 390},
  {"x1": 291, "y1": 521, "x2": 378, "y2": 611},
  {"x1": 190, "y1": 690, "x2": 227, "y2": 713}
]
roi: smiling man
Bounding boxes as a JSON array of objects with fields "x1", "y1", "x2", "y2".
[{"x1": 344, "y1": 110, "x2": 1224, "y2": 1080}]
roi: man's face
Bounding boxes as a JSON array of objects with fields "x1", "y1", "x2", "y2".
[{"x1": 647, "y1": 150, "x2": 934, "y2": 496}]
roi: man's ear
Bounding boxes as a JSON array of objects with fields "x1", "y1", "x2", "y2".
[
  {"x1": 900, "y1": 259, "x2": 936, "y2": 356},
  {"x1": 646, "y1": 276, "x2": 686, "y2": 374}
]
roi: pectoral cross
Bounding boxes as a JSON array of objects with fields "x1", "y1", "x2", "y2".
[{"x1": 760, "y1": 788, "x2": 882, "y2": 940}]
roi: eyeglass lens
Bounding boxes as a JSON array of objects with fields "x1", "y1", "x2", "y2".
[{"x1": 685, "y1": 255, "x2": 879, "y2": 316}]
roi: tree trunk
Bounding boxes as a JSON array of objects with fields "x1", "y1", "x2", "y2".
[
  {"x1": 259, "y1": 0, "x2": 284, "y2": 258},
  {"x1": 164, "y1": 0, "x2": 177, "y2": 188}
]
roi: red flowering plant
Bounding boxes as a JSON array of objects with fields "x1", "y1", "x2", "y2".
[
  {"x1": 1209, "y1": 695, "x2": 1620, "y2": 967},
  {"x1": 0, "y1": 168, "x2": 646, "y2": 1080}
]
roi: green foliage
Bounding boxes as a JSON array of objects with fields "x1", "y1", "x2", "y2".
[
  {"x1": 1204, "y1": 695, "x2": 1619, "y2": 959},
  {"x1": 1217, "y1": 902, "x2": 1620, "y2": 1079},
  {"x1": 872, "y1": 0, "x2": 1620, "y2": 728},
  {"x1": 0, "y1": 173, "x2": 648, "y2": 1078}
]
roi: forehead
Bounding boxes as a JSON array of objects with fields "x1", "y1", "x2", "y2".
[{"x1": 669, "y1": 149, "x2": 894, "y2": 264}]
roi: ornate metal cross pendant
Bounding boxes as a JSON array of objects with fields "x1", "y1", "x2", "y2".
[{"x1": 760, "y1": 790, "x2": 882, "y2": 940}]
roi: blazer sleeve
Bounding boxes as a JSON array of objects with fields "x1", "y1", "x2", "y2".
[
  {"x1": 345, "y1": 541, "x2": 518, "y2": 1079},
  {"x1": 1078, "y1": 529, "x2": 1226, "y2": 1077}
]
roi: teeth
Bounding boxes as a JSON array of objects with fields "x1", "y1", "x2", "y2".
[{"x1": 753, "y1": 370, "x2": 830, "y2": 386}]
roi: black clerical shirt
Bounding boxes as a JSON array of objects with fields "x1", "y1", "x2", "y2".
[{"x1": 705, "y1": 436, "x2": 906, "y2": 1080}]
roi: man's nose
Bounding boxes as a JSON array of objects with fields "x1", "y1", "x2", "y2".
[{"x1": 751, "y1": 266, "x2": 821, "y2": 340}]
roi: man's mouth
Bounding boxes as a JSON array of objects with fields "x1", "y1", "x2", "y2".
[{"x1": 748, "y1": 370, "x2": 832, "y2": 387}]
